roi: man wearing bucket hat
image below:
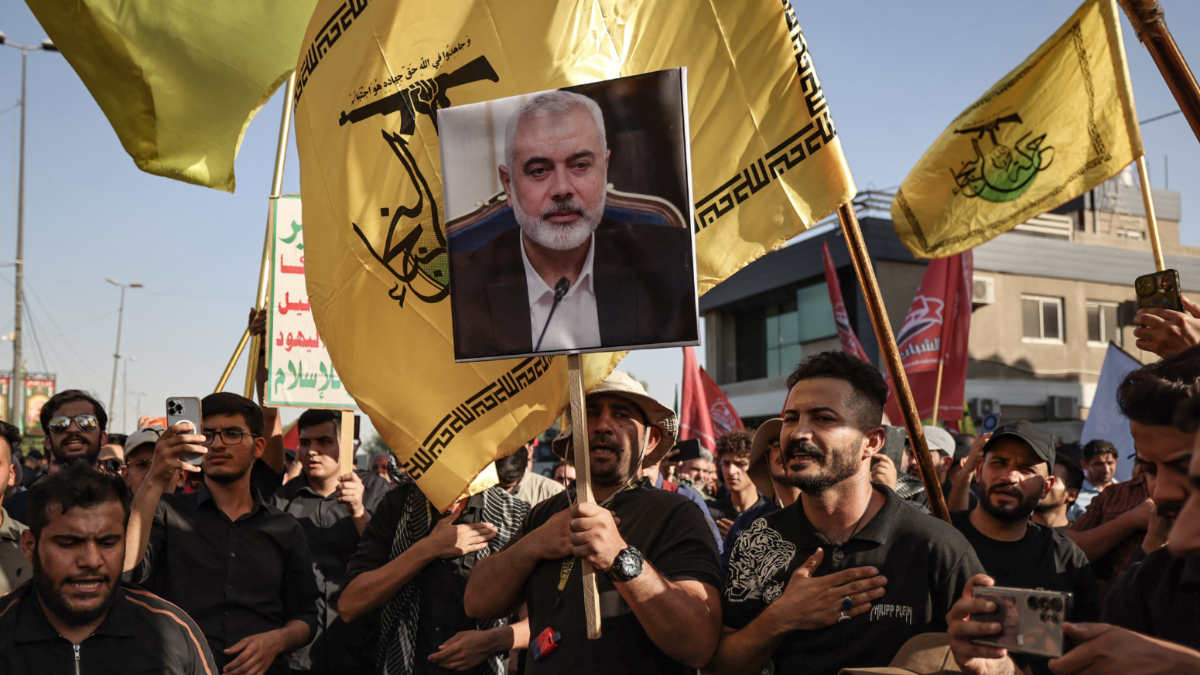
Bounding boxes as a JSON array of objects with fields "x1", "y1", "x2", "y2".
[
  {"x1": 465, "y1": 370, "x2": 722, "y2": 672},
  {"x1": 719, "y1": 418, "x2": 801, "y2": 575},
  {"x1": 710, "y1": 352, "x2": 982, "y2": 674}
]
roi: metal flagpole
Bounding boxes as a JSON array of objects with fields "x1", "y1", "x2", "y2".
[
  {"x1": 836, "y1": 203, "x2": 951, "y2": 522},
  {"x1": 214, "y1": 72, "x2": 297, "y2": 394}
]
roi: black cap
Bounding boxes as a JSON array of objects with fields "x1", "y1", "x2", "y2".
[{"x1": 984, "y1": 420, "x2": 1055, "y2": 468}]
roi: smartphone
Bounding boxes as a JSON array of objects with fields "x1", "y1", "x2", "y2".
[
  {"x1": 969, "y1": 586, "x2": 1071, "y2": 658},
  {"x1": 1135, "y1": 269, "x2": 1182, "y2": 312},
  {"x1": 165, "y1": 396, "x2": 204, "y2": 467}
]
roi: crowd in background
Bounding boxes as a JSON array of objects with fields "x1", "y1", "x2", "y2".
[{"x1": 0, "y1": 315, "x2": 1199, "y2": 675}]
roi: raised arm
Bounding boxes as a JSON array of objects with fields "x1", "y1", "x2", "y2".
[{"x1": 124, "y1": 423, "x2": 207, "y2": 573}]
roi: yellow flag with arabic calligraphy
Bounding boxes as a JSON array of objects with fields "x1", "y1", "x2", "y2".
[
  {"x1": 892, "y1": 0, "x2": 1142, "y2": 258},
  {"x1": 293, "y1": 0, "x2": 855, "y2": 509}
]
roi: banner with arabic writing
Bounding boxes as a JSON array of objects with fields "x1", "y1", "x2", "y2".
[
  {"x1": 266, "y1": 196, "x2": 355, "y2": 409},
  {"x1": 23, "y1": 374, "x2": 55, "y2": 436}
]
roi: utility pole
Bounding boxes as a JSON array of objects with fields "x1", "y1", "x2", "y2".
[
  {"x1": 106, "y1": 279, "x2": 143, "y2": 415},
  {"x1": 0, "y1": 31, "x2": 57, "y2": 430}
]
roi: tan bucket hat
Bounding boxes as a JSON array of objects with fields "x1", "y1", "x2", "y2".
[
  {"x1": 552, "y1": 370, "x2": 678, "y2": 469},
  {"x1": 748, "y1": 418, "x2": 782, "y2": 500}
]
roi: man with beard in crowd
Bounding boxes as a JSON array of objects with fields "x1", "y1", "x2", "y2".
[
  {"x1": 710, "y1": 352, "x2": 982, "y2": 674},
  {"x1": 948, "y1": 346, "x2": 1200, "y2": 674},
  {"x1": 0, "y1": 463, "x2": 218, "y2": 673},
  {"x1": 466, "y1": 371, "x2": 721, "y2": 673},
  {"x1": 947, "y1": 421, "x2": 1097, "y2": 675},
  {"x1": 125, "y1": 392, "x2": 318, "y2": 675},
  {"x1": 6, "y1": 390, "x2": 110, "y2": 524},
  {"x1": 449, "y1": 89, "x2": 695, "y2": 358},
  {"x1": 673, "y1": 441, "x2": 720, "y2": 500}
]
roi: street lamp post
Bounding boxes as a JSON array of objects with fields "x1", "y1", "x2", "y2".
[
  {"x1": 106, "y1": 278, "x2": 143, "y2": 415},
  {"x1": 1, "y1": 31, "x2": 58, "y2": 429}
]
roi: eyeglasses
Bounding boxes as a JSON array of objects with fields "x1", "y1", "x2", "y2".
[
  {"x1": 127, "y1": 458, "x2": 152, "y2": 470},
  {"x1": 201, "y1": 427, "x2": 251, "y2": 446},
  {"x1": 48, "y1": 414, "x2": 99, "y2": 434},
  {"x1": 99, "y1": 458, "x2": 124, "y2": 474}
]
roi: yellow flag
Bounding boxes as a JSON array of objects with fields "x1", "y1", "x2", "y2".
[
  {"x1": 293, "y1": 0, "x2": 854, "y2": 509},
  {"x1": 892, "y1": 0, "x2": 1142, "y2": 258},
  {"x1": 27, "y1": 0, "x2": 317, "y2": 192}
]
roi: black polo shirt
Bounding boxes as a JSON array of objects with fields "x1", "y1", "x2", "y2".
[
  {"x1": 272, "y1": 471, "x2": 392, "y2": 671},
  {"x1": 133, "y1": 486, "x2": 319, "y2": 672},
  {"x1": 723, "y1": 486, "x2": 983, "y2": 674},
  {"x1": 520, "y1": 483, "x2": 722, "y2": 675},
  {"x1": 1103, "y1": 547, "x2": 1200, "y2": 650},
  {"x1": 951, "y1": 510, "x2": 1099, "y2": 621},
  {"x1": 0, "y1": 582, "x2": 218, "y2": 674}
]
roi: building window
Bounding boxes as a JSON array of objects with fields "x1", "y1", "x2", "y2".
[
  {"x1": 1086, "y1": 301, "x2": 1120, "y2": 346},
  {"x1": 734, "y1": 281, "x2": 838, "y2": 381},
  {"x1": 1021, "y1": 295, "x2": 1063, "y2": 342}
]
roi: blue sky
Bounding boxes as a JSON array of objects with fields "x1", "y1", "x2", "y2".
[{"x1": 0, "y1": 0, "x2": 1197, "y2": 437}]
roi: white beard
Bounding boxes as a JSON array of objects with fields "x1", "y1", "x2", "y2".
[{"x1": 512, "y1": 193, "x2": 605, "y2": 251}]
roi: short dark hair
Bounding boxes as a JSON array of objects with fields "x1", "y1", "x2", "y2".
[
  {"x1": 1081, "y1": 439, "x2": 1118, "y2": 463},
  {"x1": 201, "y1": 392, "x2": 264, "y2": 437},
  {"x1": 297, "y1": 409, "x2": 339, "y2": 433},
  {"x1": 1117, "y1": 345, "x2": 1200, "y2": 426},
  {"x1": 105, "y1": 433, "x2": 128, "y2": 447},
  {"x1": 1054, "y1": 458, "x2": 1085, "y2": 492},
  {"x1": 785, "y1": 351, "x2": 887, "y2": 431},
  {"x1": 26, "y1": 462, "x2": 130, "y2": 538},
  {"x1": 40, "y1": 389, "x2": 108, "y2": 435},
  {"x1": 495, "y1": 450, "x2": 528, "y2": 485},
  {"x1": 0, "y1": 420, "x2": 21, "y2": 462},
  {"x1": 715, "y1": 430, "x2": 753, "y2": 459}
]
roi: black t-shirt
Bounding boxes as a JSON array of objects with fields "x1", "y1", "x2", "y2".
[
  {"x1": 707, "y1": 492, "x2": 770, "y2": 524},
  {"x1": 520, "y1": 484, "x2": 721, "y2": 675},
  {"x1": 950, "y1": 511, "x2": 1100, "y2": 622},
  {"x1": 723, "y1": 486, "x2": 983, "y2": 674},
  {"x1": 1103, "y1": 547, "x2": 1200, "y2": 650}
]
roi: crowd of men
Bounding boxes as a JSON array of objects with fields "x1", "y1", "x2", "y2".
[{"x1": 2, "y1": 336, "x2": 1200, "y2": 674}]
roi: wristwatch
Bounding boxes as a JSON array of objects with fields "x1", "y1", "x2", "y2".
[{"x1": 606, "y1": 546, "x2": 644, "y2": 582}]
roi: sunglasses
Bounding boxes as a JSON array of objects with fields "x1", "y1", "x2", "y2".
[
  {"x1": 48, "y1": 414, "x2": 100, "y2": 434},
  {"x1": 99, "y1": 458, "x2": 124, "y2": 474}
]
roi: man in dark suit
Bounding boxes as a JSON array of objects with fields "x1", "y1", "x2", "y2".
[{"x1": 448, "y1": 89, "x2": 696, "y2": 360}]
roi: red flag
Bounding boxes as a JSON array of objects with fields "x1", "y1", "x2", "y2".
[
  {"x1": 679, "y1": 346, "x2": 744, "y2": 453},
  {"x1": 821, "y1": 242, "x2": 871, "y2": 363},
  {"x1": 885, "y1": 251, "x2": 974, "y2": 427}
]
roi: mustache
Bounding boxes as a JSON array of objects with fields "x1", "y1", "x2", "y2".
[
  {"x1": 986, "y1": 483, "x2": 1023, "y2": 498},
  {"x1": 784, "y1": 439, "x2": 823, "y2": 461},
  {"x1": 542, "y1": 198, "x2": 584, "y2": 219}
]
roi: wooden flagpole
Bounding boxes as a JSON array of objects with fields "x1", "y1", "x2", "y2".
[
  {"x1": 930, "y1": 358, "x2": 945, "y2": 426},
  {"x1": 1134, "y1": 155, "x2": 1166, "y2": 271},
  {"x1": 1119, "y1": 0, "x2": 1200, "y2": 145},
  {"x1": 836, "y1": 204, "x2": 951, "y2": 522},
  {"x1": 567, "y1": 353, "x2": 603, "y2": 638},
  {"x1": 338, "y1": 410, "x2": 356, "y2": 475},
  {"x1": 215, "y1": 72, "x2": 298, "y2": 393}
]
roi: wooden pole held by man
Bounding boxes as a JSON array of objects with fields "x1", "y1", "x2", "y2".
[{"x1": 567, "y1": 353, "x2": 603, "y2": 639}]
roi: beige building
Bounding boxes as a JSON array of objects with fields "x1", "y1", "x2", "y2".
[{"x1": 700, "y1": 168, "x2": 1196, "y2": 441}]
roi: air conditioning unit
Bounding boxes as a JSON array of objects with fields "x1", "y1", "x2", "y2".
[
  {"x1": 969, "y1": 398, "x2": 1002, "y2": 419},
  {"x1": 972, "y1": 276, "x2": 996, "y2": 306},
  {"x1": 1046, "y1": 396, "x2": 1079, "y2": 420}
]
